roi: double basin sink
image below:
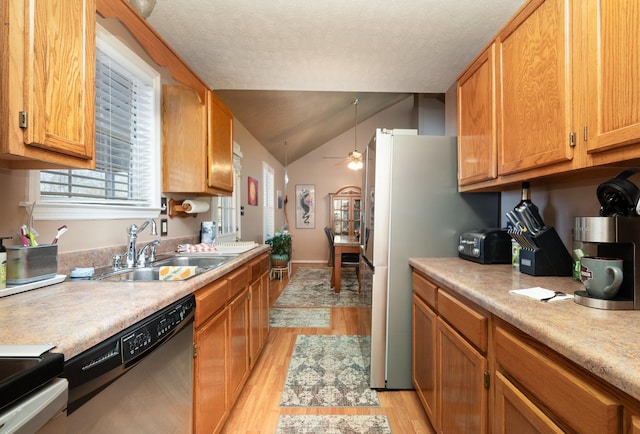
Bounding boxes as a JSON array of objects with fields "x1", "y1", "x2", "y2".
[{"x1": 92, "y1": 253, "x2": 238, "y2": 282}]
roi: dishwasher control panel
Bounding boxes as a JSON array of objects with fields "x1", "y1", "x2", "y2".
[{"x1": 121, "y1": 297, "x2": 195, "y2": 363}]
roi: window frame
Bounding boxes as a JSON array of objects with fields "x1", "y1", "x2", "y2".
[{"x1": 27, "y1": 24, "x2": 162, "y2": 221}]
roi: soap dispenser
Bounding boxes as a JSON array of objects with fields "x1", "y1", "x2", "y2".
[{"x1": 0, "y1": 237, "x2": 10, "y2": 289}]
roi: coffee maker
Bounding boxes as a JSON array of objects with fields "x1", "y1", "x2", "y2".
[{"x1": 573, "y1": 216, "x2": 640, "y2": 309}]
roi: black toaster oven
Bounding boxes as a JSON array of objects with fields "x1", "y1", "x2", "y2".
[{"x1": 458, "y1": 228, "x2": 512, "y2": 264}]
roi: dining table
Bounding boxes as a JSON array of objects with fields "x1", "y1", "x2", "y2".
[{"x1": 331, "y1": 234, "x2": 361, "y2": 293}]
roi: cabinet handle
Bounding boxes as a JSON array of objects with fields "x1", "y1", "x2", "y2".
[
  {"x1": 483, "y1": 371, "x2": 490, "y2": 389},
  {"x1": 569, "y1": 131, "x2": 576, "y2": 148},
  {"x1": 583, "y1": 126, "x2": 588, "y2": 142}
]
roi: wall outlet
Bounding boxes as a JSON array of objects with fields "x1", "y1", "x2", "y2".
[{"x1": 160, "y1": 218, "x2": 168, "y2": 236}]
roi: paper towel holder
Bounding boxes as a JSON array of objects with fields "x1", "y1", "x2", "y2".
[{"x1": 168, "y1": 199, "x2": 198, "y2": 218}]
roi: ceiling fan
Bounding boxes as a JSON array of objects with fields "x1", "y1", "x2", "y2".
[{"x1": 322, "y1": 98, "x2": 363, "y2": 170}]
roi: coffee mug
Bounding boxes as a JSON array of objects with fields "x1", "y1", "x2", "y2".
[{"x1": 580, "y1": 256, "x2": 623, "y2": 299}]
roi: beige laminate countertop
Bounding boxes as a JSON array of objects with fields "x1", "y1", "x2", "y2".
[
  {"x1": 409, "y1": 257, "x2": 640, "y2": 403},
  {"x1": 0, "y1": 246, "x2": 270, "y2": 361}
]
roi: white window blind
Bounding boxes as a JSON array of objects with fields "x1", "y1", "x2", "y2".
[
  {"x1": 263, "y1": 162, "x2": 275, "y2": 241},
  {"x1": 37, "y1": 25, "x2": 160, "y2": 215}
]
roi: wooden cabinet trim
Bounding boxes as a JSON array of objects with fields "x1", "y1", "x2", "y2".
[
  {"x1": 438, "y1": 288, "x2": 488, "y2": 353},
  {"x1": 495, "y1": 326, "x2": 622, "y2": 433}
]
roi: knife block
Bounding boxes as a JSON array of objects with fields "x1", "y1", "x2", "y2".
[{"x1": 508, "y1": 226, "x2": 572, "y2": 276}]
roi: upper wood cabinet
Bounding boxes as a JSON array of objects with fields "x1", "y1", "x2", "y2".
[
  {"x1": 162, "y1": 86, "x2": 234, "y2": 195},
  {"x1": 162, "y1": 84, "x2": 208, "y2": 194},
  {"x1": 0, "y1": 0, "x2": 96, "y2": 169},
  {"x1": 585, "y1": 0, "x2": 640, "y2": 159},
  {"x1": 496, "y1": 0, "x2": 574, "y2": 177},
  {"x1": 459, "y1": 0, "x2": 640, "y2": 191},
  {"x1": 457, "y1": 44, "x2": 497, "y2": 186},
  {"x1": 207, "y1": 91, "x2": 234, "y2": 194},
  {"x1": 329, "y1": 186, "x2": 361, "y2": 237}
]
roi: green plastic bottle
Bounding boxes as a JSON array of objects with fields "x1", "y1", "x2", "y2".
[{"x1": 0, "y1": 237, "x2": 8, "y2": 289}]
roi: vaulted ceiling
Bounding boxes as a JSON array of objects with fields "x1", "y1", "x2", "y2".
[{"x1": 145, "y1": 0, "x2": 526, "y2": 164}]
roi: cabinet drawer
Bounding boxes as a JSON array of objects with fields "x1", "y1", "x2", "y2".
[
  {"x1": 195, "y1": 279, "x2": 228, "y2": 328},
  {"x1": 249, "y1": 254, "x2": 269, "y2": 282},
  {"x1": 412, "y1": 272, "x2": 437, "y2": 308},
  {"x1": 226, "y1": 266, "x2": 248, "y2": 298},
  {"x1": 438, "y1": 289, "x2": 487, "y2": 353},
  {"x1": 495, "y1": 326, "x2": 622, "y2": 434}
]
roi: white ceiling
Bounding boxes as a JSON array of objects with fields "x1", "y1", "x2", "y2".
[{"x1": 145, "y1": 0, "x2": 525, "y2": 164}]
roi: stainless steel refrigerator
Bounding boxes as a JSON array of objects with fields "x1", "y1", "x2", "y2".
[{"x1": 361, "y1": 128, "x2": 499, "y2": 389}]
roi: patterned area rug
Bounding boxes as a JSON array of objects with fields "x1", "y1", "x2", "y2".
[
  {"x1": 275, "y1": 415, "x2": 391, "y2": 434},
  {"x1": 280, "y1": 335, "x2": 379, "y2": 407},
  {"x1": 274, "y1": 267, "x2": 370, "y2": 308},
  {"x1": 270, "y1": 308, "x2": 331, "y2": 328}
]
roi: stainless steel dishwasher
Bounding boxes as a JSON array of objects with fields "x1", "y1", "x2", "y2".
[{"x1": 64, "y1": 294, "x2": 195, "y2": 433}]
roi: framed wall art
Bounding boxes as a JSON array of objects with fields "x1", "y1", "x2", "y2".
[
  {"x1": 295, "y1": 184, "x2": 315, "y2": 228},
  {"x1": 248, "y1": 176, "x2": 258, "y2": 206}
]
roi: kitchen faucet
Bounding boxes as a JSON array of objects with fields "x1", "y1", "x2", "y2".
[{"x1": 125, "y1": 219, "x2": 159, "y2": 268}]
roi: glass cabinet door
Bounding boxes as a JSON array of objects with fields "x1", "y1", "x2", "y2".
[{"x1": 329, "y1": 186, "x2": 362, "y2": 238}]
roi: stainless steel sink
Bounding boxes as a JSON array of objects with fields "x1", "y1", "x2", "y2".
[
  {"x1": 91, "y1": 253, "x2": 237, "y2": 282},
  {"x1": 152, "y1": 255, "x2": 236, "y2": 269},
  {"x1": 95, "y1": 267, "x2": 161, "y2": 282}
]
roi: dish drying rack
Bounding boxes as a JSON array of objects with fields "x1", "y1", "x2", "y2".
[
  {"x1": 213, "y1": 241, "x2": 259, "y2": 254},
  {"x1": 508, "y1": 226, "x2": 572, "y2": 276}
]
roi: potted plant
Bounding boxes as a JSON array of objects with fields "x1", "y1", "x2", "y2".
[{"x1": 265, "y1": 232, "x2": 292, "y2": 267}]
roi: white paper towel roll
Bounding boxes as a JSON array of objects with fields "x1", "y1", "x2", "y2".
[{"x1": 182, "y1": 199, "x2": 210, "y2": 214}]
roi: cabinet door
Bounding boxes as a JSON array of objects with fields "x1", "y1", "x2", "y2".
[
  {"x1": 249, "y1": 279, "x2": 261, "y2": 368},
  {"x1": 3, "y1": 0, "x2": 95, "y2": 168},
  {"x1": 437, "y1": 318, "x2": 488, "y2": 434},
  {"x1": 412, "y1": 294, "x2": 438, "y2": 428},
  {"x1": 162, "y1": 84, "x2": 208, "y2": 194},
  {"x1": 228, "y1": 286, "x2": 249, "y2": 403},
  {"x1": 194, "y1": 308, "x2": 229, "y2": 434},
  {"x1": 457, "y1": 44, "x2": 497, "y2": 185},
  {"x1": 495, "y1": 371, "x2": 564, "y2": 434},
  {"x1": 260, "y1": 271, "x2": 270, "y2": 348},
  {"x1": 497, "y1": 0, "x2": 573, "y2": 176},
  {"x1": 207, "y1": 90, "x2": 234, "y2": 194},
  {"x1": 329, "y1": 186, "x2": 362, "y2": 238},
  {"x1": 585, "y1": 0, "x2": 640, "y2": 155}
]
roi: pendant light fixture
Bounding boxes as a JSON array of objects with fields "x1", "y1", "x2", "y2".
[{"x1": 347, "y1": 98, "x2": 363, "y2": 171}]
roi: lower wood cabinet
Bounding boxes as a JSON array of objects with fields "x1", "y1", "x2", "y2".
[
  {"x1": 494, "y1": 324, "x2": 623, "y2": 434},
  {"x1": 437, "y1": 317, "x2": 488, "y2": 434},
  {"x1": 194, "y1": 306, "x2": 229, "y2": 434},
  {"x1": 412, "y1": 271, "x2": 489, "y2": 433},
  {"x1": 193, "y1": 254, "x2": 269, "y2": 434},
  {"x1": 413, "y1": 266, "x2": 640, "y2": 434},
  {"x1": 412, "y1": 293, "x2": 437, "y2": 424}
]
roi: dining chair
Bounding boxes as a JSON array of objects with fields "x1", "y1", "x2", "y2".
[{"x1": 324, "y1": 226, "x2": 361, "y2": 292}]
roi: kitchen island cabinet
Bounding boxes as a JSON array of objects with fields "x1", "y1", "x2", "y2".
[
  {"x1": 0, "y1": 0, "x2": 96, "y2": 169},
  {"x1": 411, "y1": 258, "x2": 640, "y2": 434}
]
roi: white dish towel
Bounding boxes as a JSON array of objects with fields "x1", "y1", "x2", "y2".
[{"x1": 510, "y1": 287, "x2": 574, "y2": 302}]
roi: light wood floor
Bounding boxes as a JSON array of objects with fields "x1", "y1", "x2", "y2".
[{"x1": 221, "y1": 264, "x2": 435, "y2": 433}]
